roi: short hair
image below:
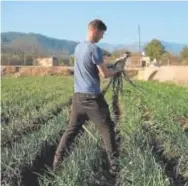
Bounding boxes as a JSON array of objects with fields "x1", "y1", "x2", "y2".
[{"x1": 88, "y1": 19, "x2": 107, "y2": 31}]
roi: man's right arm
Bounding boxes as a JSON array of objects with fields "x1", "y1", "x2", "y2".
[
  {"x1": 97, "y1": 63, "x2": 122, "y2": 78},
  {"x1": 91, "y1": 46, "x2": 122, "y2": 78}
]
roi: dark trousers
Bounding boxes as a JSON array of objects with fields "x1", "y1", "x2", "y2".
[{"x1": 55, "y1": 92, "x2": 118, "y2": 165}]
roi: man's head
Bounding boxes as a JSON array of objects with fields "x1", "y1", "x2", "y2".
[{"x1": 87, "y1": 19, "x2": 107, "y2": 43}]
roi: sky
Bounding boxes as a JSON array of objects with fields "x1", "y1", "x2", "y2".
[{"x1": 1, "y1": 1, "x2": 188, "y2": 45}]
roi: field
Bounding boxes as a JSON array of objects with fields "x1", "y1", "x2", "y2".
[{"x1": 1, "y1": 76, "x2": 188, "y2": 186}]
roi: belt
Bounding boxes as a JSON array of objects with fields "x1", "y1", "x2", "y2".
[{"x1": 74, "y1": 92, "x2": 102, "y2": 99}]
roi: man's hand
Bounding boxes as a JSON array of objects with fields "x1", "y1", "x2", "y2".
[{"x1": 97, "y1": 63, "x2": 124, "y2": 79}]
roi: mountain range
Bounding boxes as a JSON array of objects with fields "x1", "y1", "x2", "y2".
[{"x1": 1, "y1": 32, "x2": 187, "y2": 56}]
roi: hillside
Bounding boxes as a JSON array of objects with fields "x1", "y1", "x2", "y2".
[
  {"x1": 1, "y1": 32, "x2": 187, "y2": 56},
  {"x1": 1, "y1": 32, "x2": 78, "y2": 56},
  {"x1": 99, "y1": 41, "x2": 187, "y2": 55}
]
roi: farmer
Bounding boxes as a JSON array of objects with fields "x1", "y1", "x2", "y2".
[{"x1": 53, "y1": 19, "x2": 122, "y2": 176}]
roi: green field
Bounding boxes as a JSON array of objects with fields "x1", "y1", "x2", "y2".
[{"x1": 1, "y1": 76, "x2": 188, "y2": 186}]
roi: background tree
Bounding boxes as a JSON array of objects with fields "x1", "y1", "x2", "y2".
[
  {"x1": 180, "y1": 47, "x2": 188, "y2": 60},
  {"x1": 160, "y1": 52, "x2": 172, "y2": 65},
  {"x1": 69, "y1": 55, "x2": 74, "y2": 66},
  {"x1": 101, "y1": 49, "x2": 111, "y2": 57},
  {"x1": 144, "y1": 39, "x2": 165, "y2": 60},
  {"x1": 180, "y1": 47, "x2": 188, "y2": 65},
  {"x1": 111, "y1": 49, "x2": 130, "y2": 58}
]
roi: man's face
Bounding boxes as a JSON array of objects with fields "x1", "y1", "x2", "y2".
[{"x1": 92, "y1": 28, "x2": 104, "y2": 43}]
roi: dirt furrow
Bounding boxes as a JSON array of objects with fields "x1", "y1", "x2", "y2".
[{"x1": 2, "y1": 98, "x2": 72, "y2": 148}]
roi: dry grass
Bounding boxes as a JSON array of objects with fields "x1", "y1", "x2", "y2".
[
  {"x1": 1, "y1": 66, "x2": 73, "y2": 77},
  {"x1": 2, "y1": 65, "x2": 188, "y2": 87},
  {"x1": 1, "y1": 66, "x2": 19, "y2": 74}
]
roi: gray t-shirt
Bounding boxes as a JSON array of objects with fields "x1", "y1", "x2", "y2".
[{"x1": 74, "y1": 41, "x2": 103, "y2": 94}]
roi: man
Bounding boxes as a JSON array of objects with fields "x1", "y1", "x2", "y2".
[{"x1": 53, "y1": 19, "x2": 122, "y2": 176}]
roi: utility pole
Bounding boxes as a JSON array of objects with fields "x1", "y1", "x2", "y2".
[{"x1": 138, "y1": 24, "x2": 141, "y2": 54}]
